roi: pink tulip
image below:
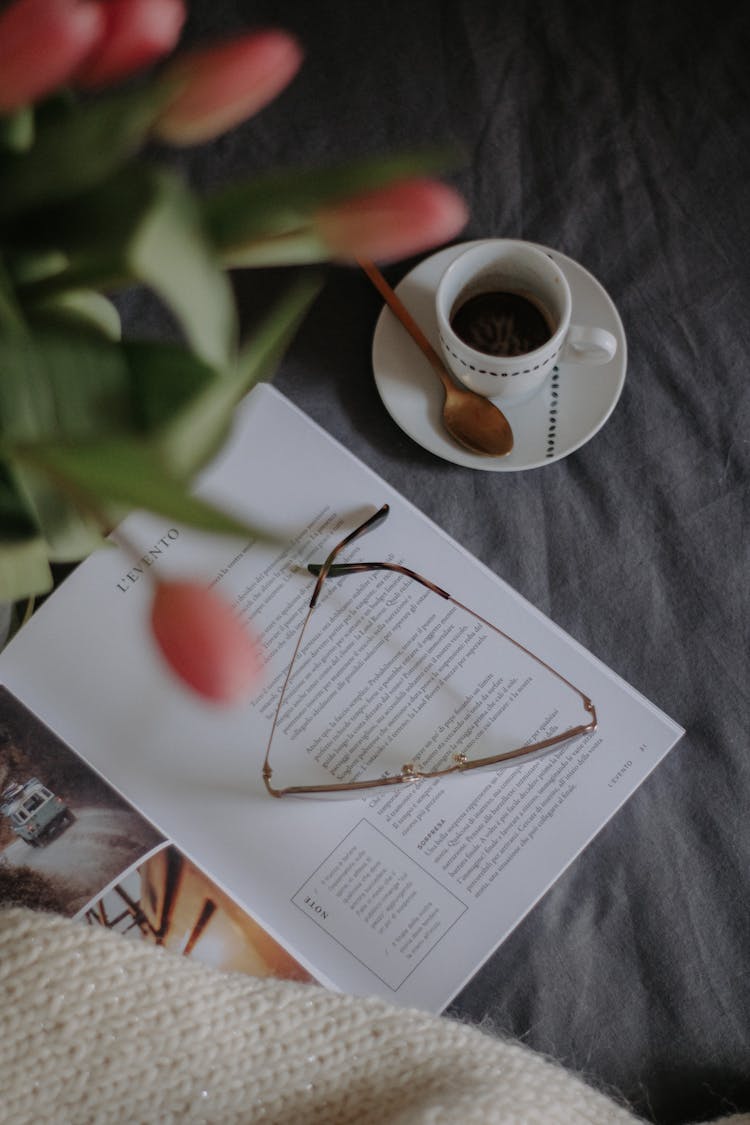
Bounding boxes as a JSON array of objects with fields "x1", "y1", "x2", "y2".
[
  {"x1": 0, "y1": 0, "x2": 104, "y2": 113},
  {"x1": 74, "y1": 0, "x2": 186, "y2": 89},
  {"x1": 150, "y1": 580, "x2": 263, "y2": 703},
  {"x1": 313, "y1": 179, "x2": 469, "y2": 263},
  {"x1": 153, "y1": 29, "x2": 303, "y2": 145}
]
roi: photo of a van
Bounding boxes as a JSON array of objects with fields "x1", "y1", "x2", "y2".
[{"x1": 0, "y1": 778, "x2": 74, "y2": 847}]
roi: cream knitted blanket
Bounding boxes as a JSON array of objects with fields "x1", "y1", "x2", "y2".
[{"x1": 0, "y1": 907, "x2": 746, "y2": 1125}]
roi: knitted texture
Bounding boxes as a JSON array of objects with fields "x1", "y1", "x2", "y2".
[{"x1": 0, "y1": 907, "x2": 745, "y2": 1125}]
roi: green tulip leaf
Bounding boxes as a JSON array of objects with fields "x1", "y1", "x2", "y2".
[
  {"x1": 124, "y1": 342, "x2": 216, "y2": 438},
  {"x1": 0, "y1": 86, "x2": 168, "y2": 220},
  {"x1": 129, "y1": 171, "x2": 235, "y2": 367},
  {"x1": 0, "y1": 329, "x2": 136, "y2": 444},
  {"x1": 14, "y1": 166, "x2": 235, "y2": 367},
  {"x1": 16, "y1": 440, "x2": 273, "y2": 542},
  {"x1": 152, "y1": 273, "x2": 322, "y2": 476},
  {"x1": 26, "y1": 289, "x2": 122, "y2": 340},
  {"x1": 7, "y1": 249, "x2": 69, "y2": 289}
]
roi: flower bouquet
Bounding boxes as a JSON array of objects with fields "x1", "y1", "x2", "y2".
[{"x1": 0, "y1": 0, "x2": 467, "y2": 698}]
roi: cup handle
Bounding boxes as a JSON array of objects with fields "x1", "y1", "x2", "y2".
[{"x1": 562, "y1": 324, "x2": 617, "y2": 365}]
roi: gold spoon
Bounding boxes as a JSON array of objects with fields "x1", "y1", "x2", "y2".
[{"x1": 359, "y1": 258, "x2": 514, "y2": 457}]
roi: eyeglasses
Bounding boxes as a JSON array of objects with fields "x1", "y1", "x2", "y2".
[{"x1": 262, "y1": 504, "x2": 597, "y2": 799}]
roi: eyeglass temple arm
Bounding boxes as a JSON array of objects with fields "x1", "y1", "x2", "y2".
[
  {"x1": 307, "y1": 557, "x2": 594, "y2": 721},
  {"x1": 307, "y1": 559, "x2": 451, "y2": 601},
  {"x1": 308, "y1": 504, "x2": 390, "y2": 607}
]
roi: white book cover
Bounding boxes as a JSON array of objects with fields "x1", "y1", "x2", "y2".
[{"x1": 0, "y1": 384, "x2": 683, "y2": 1010}]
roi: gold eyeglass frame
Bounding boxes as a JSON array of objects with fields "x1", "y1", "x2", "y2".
[{"x1": 262, "y1": 505, "x2": 597, "y2": 799}]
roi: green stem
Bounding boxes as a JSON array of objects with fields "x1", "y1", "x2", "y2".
[{"x1": 219, "y1": 229, "x2": 330, "y2": 269}]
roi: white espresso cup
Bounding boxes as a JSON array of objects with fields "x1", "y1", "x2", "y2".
[{"x1": 435, "y1": 240, "x2": 617, "y2": 404}]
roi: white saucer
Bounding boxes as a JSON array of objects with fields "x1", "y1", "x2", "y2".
[{"x1": 372, "y1": 241, "x2": 627, "y2": 471}]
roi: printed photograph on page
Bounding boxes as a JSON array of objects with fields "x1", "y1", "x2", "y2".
[
  {"x1": 0, "y1": 686, "x2": 315, "y2": 983},
  {"x1": 83, "y1": 842, "x2": 314, "y2": 981},
  {"x1": 0, "y1": 685, "x2": 164, "y2": 915}
]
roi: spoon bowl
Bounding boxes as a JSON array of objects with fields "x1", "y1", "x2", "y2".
[
  {"x1": 441, "y1": 377, "x2": 514, "y2": 457},
  {"x1": 359, "y1": 258, "x2": 513, "y2": 457}
]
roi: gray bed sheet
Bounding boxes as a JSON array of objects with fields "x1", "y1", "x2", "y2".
[{"x1": 122, "y1": 2, "x2": 750, "y2": 1120}]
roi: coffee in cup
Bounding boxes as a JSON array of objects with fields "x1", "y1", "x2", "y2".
[{"x1": 449, "y1": 289, "x2": 555, "y2": 357}]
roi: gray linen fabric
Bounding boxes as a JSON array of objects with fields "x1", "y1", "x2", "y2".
[{"x1": 118, "y1": 2, "x2": 750, "y2": 1121}]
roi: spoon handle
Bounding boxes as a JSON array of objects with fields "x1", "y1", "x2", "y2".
[{"x1": 357, "y1": 258, "x2": 452, "y2": 389}]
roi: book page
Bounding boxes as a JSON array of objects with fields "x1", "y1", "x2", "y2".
[{"x1": 0, "y1": 384, "x2": 683, "y2": 1010}]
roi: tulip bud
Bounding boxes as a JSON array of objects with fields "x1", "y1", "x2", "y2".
[
  {"x1": 153, "y1": 29, "x2": 303, "y2": 145},
  {"x1": 0, "y1": 0, "x2": 104, "y2": 113},
  {"x1": 150, "y1": 580, "x2": 263, "y2": 703},
  {"x1": 74, "y1": 0, "x2": 186, "y2": 89},
  {"x1": 313, "y1": 179, "x2": 469, "y2": 264}
]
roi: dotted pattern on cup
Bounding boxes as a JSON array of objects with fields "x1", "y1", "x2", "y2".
[
  {"x1": 546, "y1": 367, "x2": 560, "y2": 459},
  {"x1": 439, "y1": 334, "x2": 562, "y2": 377}
]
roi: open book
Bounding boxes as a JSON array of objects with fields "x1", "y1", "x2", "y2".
[{"x1": 0, "y1": 384, "x2": 683, "y2": 1010}]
